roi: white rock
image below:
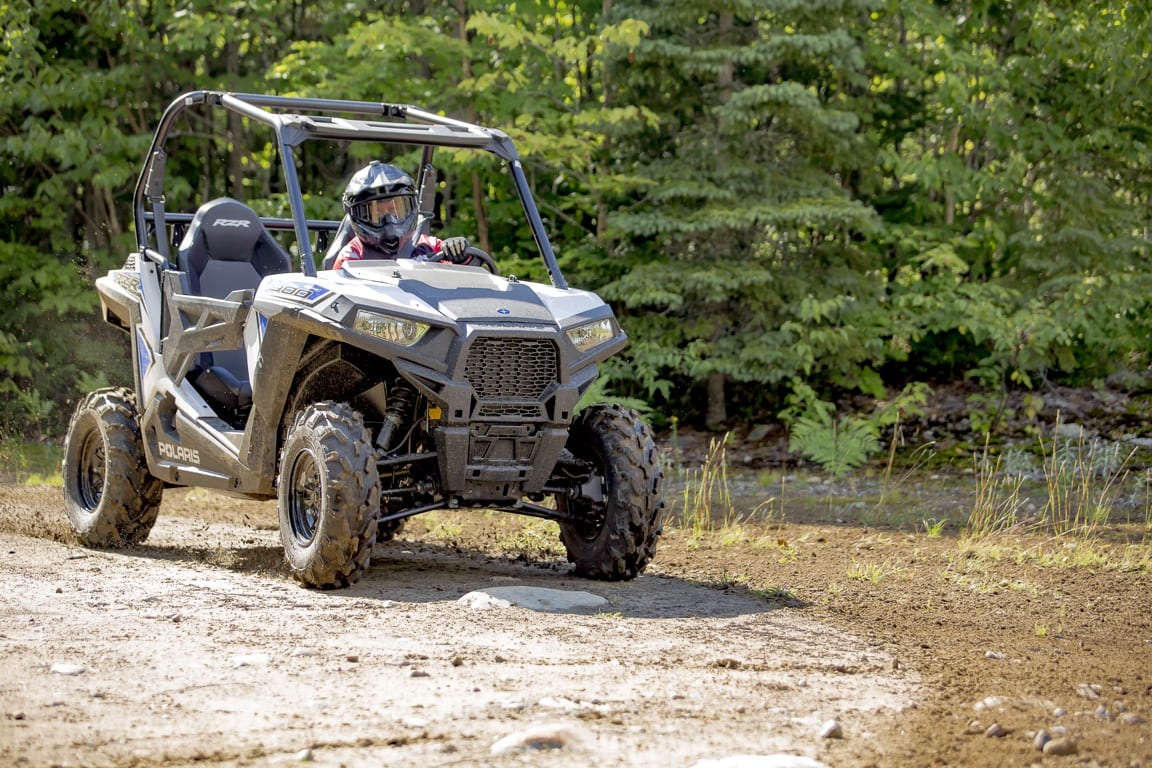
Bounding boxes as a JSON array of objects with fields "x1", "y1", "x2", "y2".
[
  {"x1": 819, "y1": 719, "x2": 843, "y2": 739},
  {"x1": 691, "y1": 756, "x2": 832, "y2": 768},
  {"x1": 457, "y1": 592, "x2": 513, "y2": 610},
  {"x1": 1076, "y1": 683, "x2": 1102, "y2": 699},
  {"x1": 459, "y1": 586, "x2": 607, "y2": 612},
  {"x1": 49, "y1": 663, "x2": 85, "y2": 676},
  {"x1": 538, "y1": 696, "x2": 581, "y2": 711},
  {"x1": 490, "y1": 723, "x2": 588, "y2": 755}
]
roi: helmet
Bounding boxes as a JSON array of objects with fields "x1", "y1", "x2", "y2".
[{"x1": 342, "y1": 161, "x2": 418, "y2": 255}]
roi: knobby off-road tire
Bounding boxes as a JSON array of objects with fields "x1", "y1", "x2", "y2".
[
  {"x1": 558, "y1": 404, "x2": 665, "y2": 580},
  {"x1": 278, "y1": 402, "x2": 379, "y2": 589},
  {"x1": 62, "y1": 388, "x2": 163, "y2": 547}
]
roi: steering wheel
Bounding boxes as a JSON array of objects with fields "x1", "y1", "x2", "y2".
[{"x1": 465, "y1": 246, "x2": 500, "y2": 275}]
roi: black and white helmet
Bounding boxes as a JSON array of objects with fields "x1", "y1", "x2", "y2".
[{"x1": 342, "y1": 161, "x2": 417, "y2": 254}]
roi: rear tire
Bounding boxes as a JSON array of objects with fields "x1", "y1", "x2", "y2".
[
  {"x1": 557, "y1": 404, "x2": 665, "y2": 580},
  {"x1": 278, "y1": 402, "x2": 379, "y2": 589},
  {"x1": 62, "y1": 388, "x2": 163, "y2": 547}
]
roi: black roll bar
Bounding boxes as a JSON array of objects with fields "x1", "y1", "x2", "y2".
[{"x1": 131, "y1": 90, "x2": 569, "y2": 288}]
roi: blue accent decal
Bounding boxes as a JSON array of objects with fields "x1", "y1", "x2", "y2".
[
  {"x1": 258, "y1": 312, "x2": 268, "y2": 339},
  {"x1": 135, "y1": 330, "x2": 152, "y2": 374},
  {"x1": 497, "y1": 308, "x2": 511, "y2": 315},
  {"x1": 266, "y1": 281, "x2": 331, "y2": 306}
]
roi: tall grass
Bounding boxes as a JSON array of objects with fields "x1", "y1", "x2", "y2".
[
  {"x1": 965, "y1": 419, "x2": 1134, "y2": 540},
  {"x1": 679, "y1": 433, "x2": 739, "y2": 535},
  {"x1": 1037, "y1": 423, "x2": 1132, "y2": 536}
]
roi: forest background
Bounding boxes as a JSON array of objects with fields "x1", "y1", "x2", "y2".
[{"x1": 2, "y1": 0, "x2": 1150, "y2": 462}]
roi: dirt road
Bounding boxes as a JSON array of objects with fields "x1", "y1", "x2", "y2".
[{"x1": 0, "y1": 486, "x2": 913, "y2": 768}]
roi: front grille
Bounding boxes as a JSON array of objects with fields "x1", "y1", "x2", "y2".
[
  {"x1": 477, "y1": 403, "x2": 546, "y2": 419},
  {"x1": 465, "y1": 337, "x2": 558, "y2": 400}
]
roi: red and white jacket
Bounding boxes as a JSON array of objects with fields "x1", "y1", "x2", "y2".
[{"x1": 332, "y1": 233, "x2": 448, "y2": 271}]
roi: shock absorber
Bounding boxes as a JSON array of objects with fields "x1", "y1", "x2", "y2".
[{"x1": 376, "y1": 380, "x2": 417, "y2": 453}]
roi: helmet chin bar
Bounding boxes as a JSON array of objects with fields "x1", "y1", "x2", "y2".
[{"x1": 352, "y1": 211, "x2": 416, "y2": 254}]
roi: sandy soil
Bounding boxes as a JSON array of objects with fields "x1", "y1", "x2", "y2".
[{"x1": 1, "y1": 454, "x2": 1150, "y2": 767}]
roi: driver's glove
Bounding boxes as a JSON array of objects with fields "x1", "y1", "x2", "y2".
[{"x1": 440, "y1": 237, "x2": 471, "y2": 264}]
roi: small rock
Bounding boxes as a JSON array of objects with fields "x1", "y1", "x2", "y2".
[
  {"x1": 294, "y1": 748, "x2": 313, "y2": 762},
  {"x1": 745, "y1": 424, "x2": 774, "y2": 442},
  {"x1": 985, "y1": 651, "x2": 1006, "y2": 660},
  {"x1": 1119, "y1": 712, "x2": 1146, "y2": 726},
  {"x1": 450, "y1": 655, "x2": 464, "y2": 667},
  {"x1": 1052, "y1": 707, "x2": 1067, "y2": 717},
  {"x1": 345, "y1": 655, "x2": 359, "y2": 663},
  {"x1": 1034, "y1": 730, "x2": 1051, "y2": 751},
  {"x1": 819, "y1": 719, "x2": 843, "y2": 739},
  {"x1": 490, "y1": 723, "x2": 588, "y2": 755},
  {"x1": 965, "y1": 720, "x2": 984, "y2": 734},
  {"x1": 1076, "y1": 683, "x2": 1102, "y2": 699},
  {"x1": 974, "y1": 696, "x2": 1008, "y2": 712},
  {"x1": 290, "y1": 648, "x2": 319, "y2": 657},
  {"x1": 49, "y1": 663, "x2": 85, "y2": 676},
  {"x1": 985, "y1": 723, "x2": 1007, "y2": 738},
  {"x1": 410, "y1": 669, "x2": 430, "y2": 678},
  {"x1": 1095, "y1": 705, "x2": 1111, "y2": 720},
  {"x1": 1043, "y1": 737, "x2": 1078, "y2": 757}
]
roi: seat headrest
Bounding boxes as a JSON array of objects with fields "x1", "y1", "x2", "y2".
[{"x1": 190, "y1": 198, "x2": 264, "y2": 261}]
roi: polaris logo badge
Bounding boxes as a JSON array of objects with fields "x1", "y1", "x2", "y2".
[
  {"x1": 497, "y1": 308, "x2": 511, "y2": 315},
  {"x1": 158, "y1": 441, "x2": 200, "y2": 465},
  {"x1": 213, "y1": 219, "x2": 251, "y2": 228}
]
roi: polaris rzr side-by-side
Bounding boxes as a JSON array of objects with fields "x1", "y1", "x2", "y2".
[{"x1": 62, "y1": 92, "x2": 665, "y2": 589}]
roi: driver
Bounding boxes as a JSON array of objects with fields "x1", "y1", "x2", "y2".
[{"x1": 332, "y1": 161, "x2": 472, "y2": 270}]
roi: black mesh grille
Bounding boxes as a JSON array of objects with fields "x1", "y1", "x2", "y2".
[{"x1": 465, "y1": 337, "x2": 558, "y2": 400}]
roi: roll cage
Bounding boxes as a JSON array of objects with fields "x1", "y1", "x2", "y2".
[{"x1": 131, "y1": 91, "x2": 568, "y2": 289}]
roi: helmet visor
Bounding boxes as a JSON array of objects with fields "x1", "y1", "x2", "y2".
[{"x1": 351, "y1": 195, "x2": 416, "y2": 227}]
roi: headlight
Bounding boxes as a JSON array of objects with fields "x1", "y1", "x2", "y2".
[
  {"x1": 354, "y1": 310, "x2": 429, "y2": 347},
  {"x1": 566, "y1": 317, "x2": 616, "y2": 353}
]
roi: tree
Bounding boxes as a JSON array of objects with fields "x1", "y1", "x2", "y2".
[{"x1": 599, "y1": 0, "x2": 880, "y2": 428}]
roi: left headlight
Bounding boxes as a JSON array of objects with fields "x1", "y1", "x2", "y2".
[
  {"x1": 354, "y1": 310, "x2": 430, "y2": 347},
  {"x1": 566, "y1": 317, "x2": 616, "y2": 353}
]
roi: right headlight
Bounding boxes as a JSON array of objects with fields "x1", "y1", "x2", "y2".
[
  {"x1": 354, "y1": 310, "x2": 430, "y2": 347},
  {"x1": 566, "y1": 317, "x2": 616, "y2": 353}
]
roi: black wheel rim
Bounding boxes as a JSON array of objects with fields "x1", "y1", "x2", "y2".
[
  {"x1": 77, "y1": 429, "x2": 106, "y2": 511},
  {"x1": 287, "y1": 450, "x2": 322, "y2": 545}
]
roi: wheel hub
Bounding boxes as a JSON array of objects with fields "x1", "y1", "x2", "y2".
[
  {"x1": 78, "y1": 432, "x2": 106, "y2": 510},
  {"x1": 287, "y1": 451, "x2": 322, "y2": 544}
]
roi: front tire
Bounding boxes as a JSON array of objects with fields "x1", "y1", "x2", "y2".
[
  {"x1": 557, "y1": 404, "x2": 665, "y2": 580},
  {"x1": 62, "y1": 388, "x2": 163, "y2": 547},
  {"x1": 277, "y1": 402, "x2": 379, "y2": 589}
]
